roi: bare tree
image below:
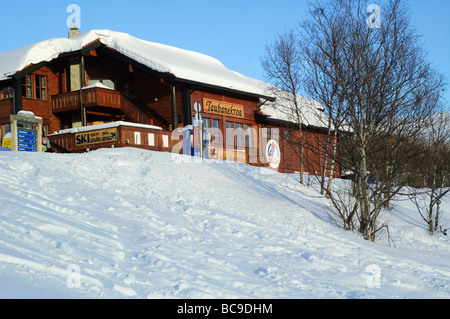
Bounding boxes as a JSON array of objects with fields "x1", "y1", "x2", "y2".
[
  {"x1": 409, "y1": 109, "x2": 450, "y2": 235},
  {"x1": 301, "y1": 0, "x2": 445, "y2": 241},
  {"x1": 262, "y1": 30, "x2": 306, "y2": 184},
  {"x1": 263, "y1": 0, "x2": 445, "y2": 241}
]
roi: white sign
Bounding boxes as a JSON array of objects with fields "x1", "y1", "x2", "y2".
[{"x1": 265, "y1": 139, "x2": 280, "y2": 169}]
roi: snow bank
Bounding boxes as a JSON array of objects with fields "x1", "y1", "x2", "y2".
[{"x1": 0, "y1": 148, "x2": 448, "y2": 299}]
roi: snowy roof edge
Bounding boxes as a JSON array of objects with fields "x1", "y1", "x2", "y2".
[{"x1": 0, "y1": 29, "x2": 275, "y2": 100}]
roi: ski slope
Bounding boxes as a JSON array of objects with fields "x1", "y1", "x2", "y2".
[{"x1": 0, "y1": 148, "x2": 449, "y2": 298}]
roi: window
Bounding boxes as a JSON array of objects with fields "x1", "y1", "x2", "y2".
[
  {"x1": 21, "y1": 74, "x2": 47, "y2": 100},
  {"x1": 245, "y1": 124, "x2": 253, "y2": 148},
  {"x1": 134, "y1": 132, "x2": 141, "y2": 145},
  {"x1": 162, "y1": 135, "x2": 169, "y2": 148},
  {"x1": 148, "y1": 133, "x2": 155, "y2": 146},
  {"x1": 212, "y1": 119, "x2": 221, "y2": 143},
  {"x1": 226, "y1": 121, "x2": 234, "y2": 145},
  {"x1": 0, "y1": 86, "x2": 13, "y2": 100},
  {"x1": 203, "y1": 118, "x2": 210, "y2": 129},
  {"x1": 22, "y1": 75, "x2": 32, "y2": 98},
  {"x1": 271, "y1": 127, "x2": 279, "y2": 141},
  {"x1": 284, "y1": 129, "x2": 291, "y2": 141},
  {"x1": 235, "y1": 123, "x2": 244, "y2": 148},
  {"x1": 262, "y1": 127, "x2": 273, "y2": 142},
  {"x1": 35, "y1": 75, "x2": 47, "y2": 100}
]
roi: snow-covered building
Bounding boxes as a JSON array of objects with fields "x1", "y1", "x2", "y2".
[{"x1": 0, "y1": 28, "x2": 335, "y2": 175}]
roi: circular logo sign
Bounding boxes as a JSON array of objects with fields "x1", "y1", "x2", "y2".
[{"x1": 265, "y1": 139, "x2": 281, "y2": 169}]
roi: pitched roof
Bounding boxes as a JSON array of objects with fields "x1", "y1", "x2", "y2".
[{"x1": 0, "y1": 29, "x2": 273, "y2": 100}]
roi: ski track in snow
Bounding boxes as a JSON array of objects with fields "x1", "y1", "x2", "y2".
[{"x1": 0, "y1": 148, "x2": 449, "y2": 298}]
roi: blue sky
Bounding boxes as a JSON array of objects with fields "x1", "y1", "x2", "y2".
[{"x1": 0, "y1": 0, "x2": 449, "y2": 104}]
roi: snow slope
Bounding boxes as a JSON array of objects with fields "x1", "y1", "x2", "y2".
[{"x1": 0, "y1": 148, "x2": 449, "y2": 299}]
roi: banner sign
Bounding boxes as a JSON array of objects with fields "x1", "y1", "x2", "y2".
[
  {"x1": 75, "y1": 127, "x2": 117, "y2": 146},
  {"x1": 203, "y1": 99, "x2": 245, "y2": 119},
  {"x1": 2, "y1": 132, "x2": 12, "y2": 148}
]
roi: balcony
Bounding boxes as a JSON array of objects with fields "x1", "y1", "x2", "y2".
[
  {"x1": 52, "y1": 86, "x2": 121, "y2": 113},
  {"x1": 52, "y1": 87, "x2": 154, "y2": 126}
]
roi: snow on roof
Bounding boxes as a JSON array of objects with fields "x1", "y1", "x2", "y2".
[
  {"x1": 0, "y1": 29, "x2": 272, "y2": 99},
  {"x1": 260, "y1": 89, "x2": 329, "y2": 129}
]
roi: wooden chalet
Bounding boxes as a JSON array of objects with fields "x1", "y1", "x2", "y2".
[{"x1": 0, "y1": 28, "x2": 337, "y2": 176}]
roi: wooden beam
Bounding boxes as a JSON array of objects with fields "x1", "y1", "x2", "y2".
[
  {"x1": 85, "y1": 49, "x2": 98, "y2": 57},
  {"x1": 171, "y1": 84, "x2": 178, "y2": 129},
  {"x1": 85, "y1": 110, "x2": 121, "y2": 117},
  {"x1": 13, "y1": 79, "x2": 22, "y2": 114}
]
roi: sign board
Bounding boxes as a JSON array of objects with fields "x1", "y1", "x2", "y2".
[
  {"x1": 2, "y1": 132, "x2": 12, "y2": 148},
  {"x1": 17, "y1": 129, "x2": 38, "y2": 152},
  {"x1": 75, "y1": 127, "x2": 117, "y2": 146},
  {"x1": 265, "y1": 139, "x2": 281, "y2": 169},
  {"x1": 203, "y1": 99, "x2": 245, "y2": 119},
  {"x1": 10, "y1": 112, "x2": 43, "y2": 152},
  {"x1": 2, "y1": 138, "x2": 12, "y2": 148}
]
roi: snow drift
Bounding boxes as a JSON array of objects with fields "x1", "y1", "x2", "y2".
[{"x1": 0, "y1": 148, "x2": 449, "y2": 298}]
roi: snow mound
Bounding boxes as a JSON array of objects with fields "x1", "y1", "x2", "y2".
[{"x1": 0, "y1": 148, "x2": 449, "y2": 298}]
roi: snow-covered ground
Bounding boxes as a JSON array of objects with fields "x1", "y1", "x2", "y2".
[{"x1": 0, "y1": 148, "x2": 449, "y2": 299}]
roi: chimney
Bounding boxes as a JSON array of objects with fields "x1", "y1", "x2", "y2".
[{"x1": 68, "y1": 25, "x2": 80, "y2": 39}]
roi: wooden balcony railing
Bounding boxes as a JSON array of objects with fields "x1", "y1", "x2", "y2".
[
  {"x1": 51, "y1": 87, "x2": 154, "y2": 126},
  {"x1": 52, "y1": 87, "x2": 121, "y2": 113}
]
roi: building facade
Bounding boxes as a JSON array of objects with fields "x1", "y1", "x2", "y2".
[{"x1": 0, "y1": 29, "x2": 338, "y2": 176}]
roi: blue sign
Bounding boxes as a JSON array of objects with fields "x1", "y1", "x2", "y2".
[
  {"x1": 16, "y1": 129, "x2": 38, "y2": 152},
  {"x1": 18, "y1": 147, "x2": 37, "y2": 152},
  {"x1": 18, "y1": 129, "x2": 37, "y2": 136}
]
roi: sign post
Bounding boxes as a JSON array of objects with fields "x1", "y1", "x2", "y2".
[
  {"x1": 10, "y1": 111, "x2": 43, "y2": 152},
  {"x1": 193, "y1": 102, "x2": 203, "y2": 158}
]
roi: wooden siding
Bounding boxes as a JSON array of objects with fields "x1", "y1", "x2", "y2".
[
  {"x1": 49, "y1": 124, "x2": 174, "y2": 153},
  {"x1": 276, "y1": 127, "x2": 340, "y2": 177},
  {"x1": 0, "y1": 99, "x2": 14, "y2": 122}
]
